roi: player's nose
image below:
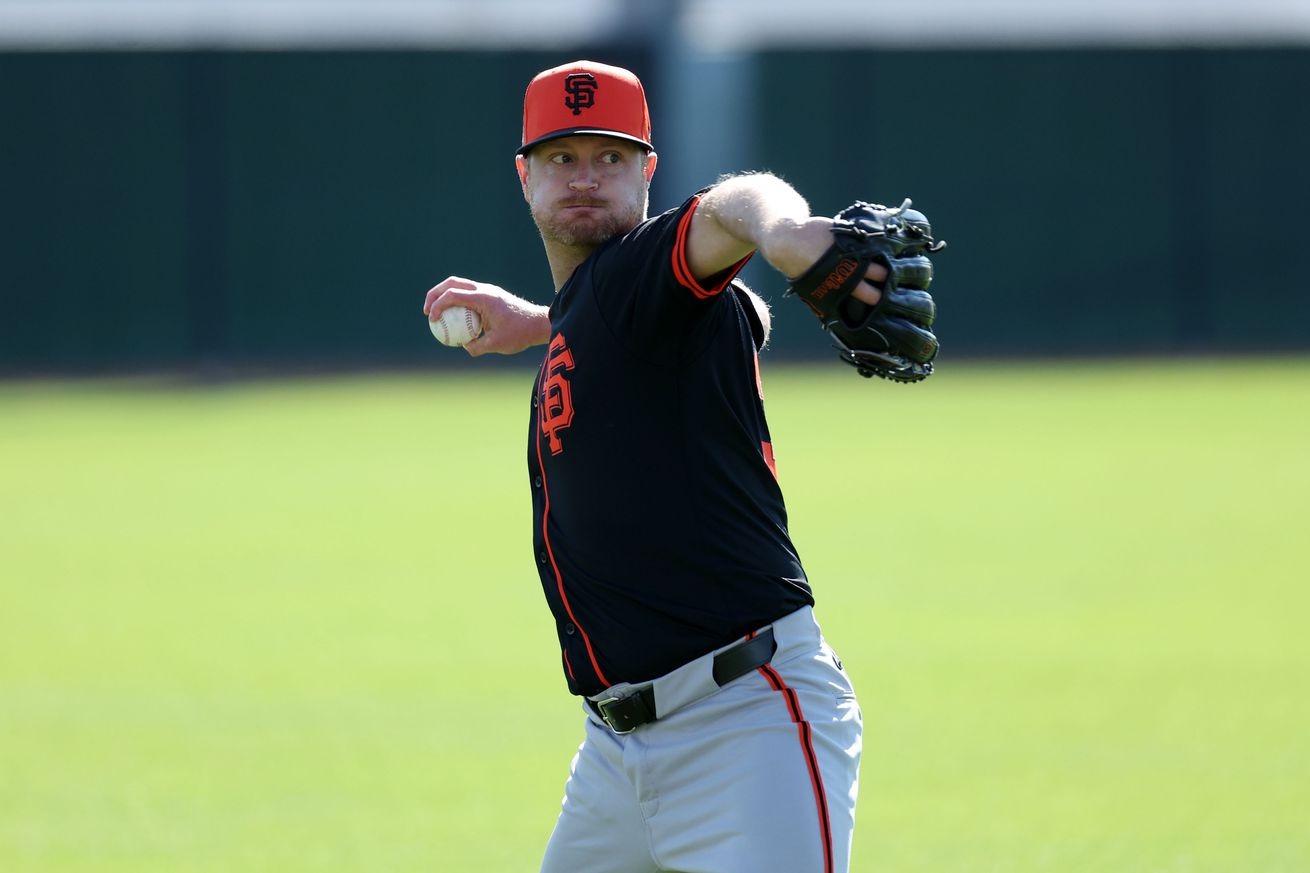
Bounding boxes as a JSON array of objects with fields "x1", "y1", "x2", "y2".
[{"x1": 568, "y1": 166, "x2": 599, "y2": 191}]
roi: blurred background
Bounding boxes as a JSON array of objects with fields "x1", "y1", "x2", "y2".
[
  {"x1": 2, "y1": 0, "x2": 1308, "y2": 374},
  {"x1": 2, "y1": 3, "x2": 1308, "y2": 873}
]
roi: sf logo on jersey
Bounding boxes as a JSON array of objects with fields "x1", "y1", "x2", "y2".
[
  {"x1": 563, "y1": 73, "x2": 597, "y2": 115},
  {"x1": 540, "y1": 333, "x2": 576, "y2": 455}
]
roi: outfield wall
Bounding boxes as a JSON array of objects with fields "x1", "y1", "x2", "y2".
[{"x1": 2, "y1": 48, "x2": 1306, "y2": 372}]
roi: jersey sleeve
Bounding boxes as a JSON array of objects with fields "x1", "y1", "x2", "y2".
[{"x1": 589, "y1": 190, "x2": 753, "y2": 358}]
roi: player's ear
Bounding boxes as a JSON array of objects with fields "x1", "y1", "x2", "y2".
[
  {"x1": 515, "y1": 155, "x2": 530, "y2": 195},
  {"x1": 643, "y1": 151, "x2": 658, "y2": 183}
]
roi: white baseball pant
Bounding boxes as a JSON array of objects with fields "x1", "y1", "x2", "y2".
[{"x1": 539, "y1": 606, "x2": 862, "y2": 873}]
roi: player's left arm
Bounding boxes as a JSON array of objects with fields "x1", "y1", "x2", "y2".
[{"x1": 688, "y1": 173, "x2": 885, "y2": 307}]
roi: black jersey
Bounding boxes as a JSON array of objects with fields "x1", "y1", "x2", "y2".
[{"x1": 526, "y1": 192, "x2": 813, "y2": 697}]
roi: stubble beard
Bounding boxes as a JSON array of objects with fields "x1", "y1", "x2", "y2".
[{"x1": 531, "y1": 197, "x2": 646, "y2": 249}]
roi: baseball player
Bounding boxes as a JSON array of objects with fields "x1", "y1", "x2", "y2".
[{"x1": 424, "y1": 60, "x2": 942, "y2": 873}]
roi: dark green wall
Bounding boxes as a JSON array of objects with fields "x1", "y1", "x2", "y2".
[
  {"x1": 2, "y1": 48, "x2": 1306, "y2": 373},
  {"x1": 748, "y1": 48, "x2": 1310, "y2": 356}
]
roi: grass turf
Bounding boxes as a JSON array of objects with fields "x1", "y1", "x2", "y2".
[{"x1": 2, "y1": 359, "x2": 1307, "y2": 872}]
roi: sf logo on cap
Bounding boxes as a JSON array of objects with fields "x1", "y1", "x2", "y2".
[{"x1": 564, "y1": 73, "x2": 597, "y2": 115}]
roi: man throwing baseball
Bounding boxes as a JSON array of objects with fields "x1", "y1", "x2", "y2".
[{"x1": 424, "y1": 60, "x2": 943, "y2": 873}]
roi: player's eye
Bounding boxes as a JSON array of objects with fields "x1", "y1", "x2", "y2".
[
  {"x1": 549, "y1": 153, "x2": 573, "y2": 164},
  {"x1": 599, "y1": 152, "x2": 621, "y2": 165}
]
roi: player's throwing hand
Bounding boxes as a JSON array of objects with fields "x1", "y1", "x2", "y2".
[{"x1": 423, "y1": 276, "x2": 550, "y2": 356}]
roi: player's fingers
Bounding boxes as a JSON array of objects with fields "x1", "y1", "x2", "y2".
[
  {"x1": 424, "y1": 285, "x2": 452, "y2": 314},
  {"x1": 423, "y1": 277, "x2": 477, "y2": 314},
  {"x1": 851, "y1": 280, "x2": 882, "y2": 307},
  {"x1": 863, "y1": 261, "x2": 889, "y2": 285},
  {"x1": 427, "y1": 288, "x2": 482, "y2": 321}
]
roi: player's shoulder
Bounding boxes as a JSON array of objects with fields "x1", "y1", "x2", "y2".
[
  {"x1": 613, "y1": 188, "x2": 711, "y2": 249},
  {"x1": 591, "y1": 190, "x2": 710, "y2": 280},
  {"x1": 622, "y1": 199, "x2": 692, "y2": 244}
]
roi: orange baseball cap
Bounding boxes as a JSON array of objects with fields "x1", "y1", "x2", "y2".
[{"x1": 517, "y1": 60, "x2": 653, "y2": 156}]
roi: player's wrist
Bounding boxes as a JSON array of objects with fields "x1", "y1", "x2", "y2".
[
  {"x1": 527, "y1": 304, "x2": 552, "y2": 347},
  {"x1": 759, "y1": 217, "x2": 835, "y2": 280}
]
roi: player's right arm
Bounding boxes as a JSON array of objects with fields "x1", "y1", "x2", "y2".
[{"x1": 423, "y1": 277, "x2": 551, "y2": 357}]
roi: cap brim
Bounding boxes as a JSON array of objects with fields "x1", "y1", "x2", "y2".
[{"x1": 516, "y1": 128, "x2": 653, "y2": 157}]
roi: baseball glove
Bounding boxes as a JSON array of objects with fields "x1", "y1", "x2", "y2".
[{"x1": 786, "y1": 199, "x2": 945, "y2": 383}]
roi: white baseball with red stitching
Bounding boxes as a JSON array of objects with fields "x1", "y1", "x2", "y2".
[{"x1": 429, "y1": 305, "x2": 482, "y2": 347}]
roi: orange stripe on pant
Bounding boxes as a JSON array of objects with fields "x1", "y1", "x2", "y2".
[{"x1": 758, "y1": 662, "x2": 834, "y2": 873}]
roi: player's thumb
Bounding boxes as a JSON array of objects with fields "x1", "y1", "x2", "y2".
[{"x1": 463, "y1": 331, "x2": 490, "y2": 357}]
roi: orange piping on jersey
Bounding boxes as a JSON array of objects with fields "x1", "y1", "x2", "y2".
[
  {"x1": 534, "y1": 356, "x2": 611, "y2": 688},
  {"x1": 671, "y1": 196, "x2": 702, "y2": 295},
  {"x1": 759, "y1": 662, "x2": 834, "y2": 873},
  {"x1": 761, "y1": 441, "x2": 778, "y2": 480},
  {"x1": 672, "y1": 194, "x2": 753, "y2": 300}
]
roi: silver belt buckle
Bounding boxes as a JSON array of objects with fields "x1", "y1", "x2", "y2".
[{"x1": 595, "y1": 695, "x2": 636, "y2": 735}]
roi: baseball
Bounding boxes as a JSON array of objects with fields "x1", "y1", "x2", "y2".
[{"x1": 429, "y1": 305, "x2": 482, "y2": 347}]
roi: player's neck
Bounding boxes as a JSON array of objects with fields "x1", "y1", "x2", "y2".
[{"x1": 542, "y1": 241, "x2": 599, "y2": 292}]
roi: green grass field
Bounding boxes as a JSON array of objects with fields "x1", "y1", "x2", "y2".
[{"x1": 2, "y1": 359, "x2": 1307, "y2": 873}]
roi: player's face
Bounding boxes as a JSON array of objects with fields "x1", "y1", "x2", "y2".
[{"x1": 520, "y1": 136, "x2": 655, "y2": 249}]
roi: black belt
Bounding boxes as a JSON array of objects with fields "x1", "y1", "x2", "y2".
[{"x1": 586, "y1": 626, "x2": 777, "y2": 734}]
